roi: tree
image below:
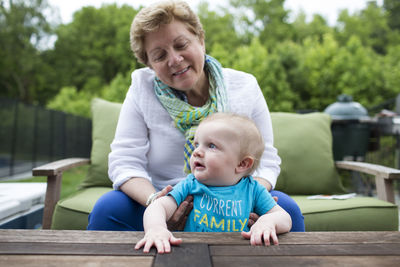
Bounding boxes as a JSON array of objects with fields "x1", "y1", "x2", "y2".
[
  {"x1": 46, "y1": 86, "x2": 93, "y2": 117},
  {"x1": 384, "y1": 0, "x2": 400, "y2": 31},
  {"x1": 48, "y1": 4, "x2": 138, "y2": 95},
  {"x1": 291, "y1": 13, "x2": 332, "y2": 44},
  {"x1": 335, "y1": 2, "x2": 390, "y2": 54},
  {"x1": 197, "y1": 1, "x2": 243, "y2": 53},
  {"x1": 229, "y1": 0, "x2": 293, "y2": 47},
  {"x1": 0, "y1": 0, "x2": 53, "y2": 103},
  {"x1": 213, "y1": 37, "x2": 296, "y2": 111}
]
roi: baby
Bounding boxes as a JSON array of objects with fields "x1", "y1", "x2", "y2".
[{"x1": 135, "y1": 112, "x2": 292, "y2": 253}]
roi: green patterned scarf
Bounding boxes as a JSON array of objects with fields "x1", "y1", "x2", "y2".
[{"x1": 154, "y1": 55, "x2": 228, "y2": 173}]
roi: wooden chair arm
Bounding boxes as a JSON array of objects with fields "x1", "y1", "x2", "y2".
[
  {"x1": 32, "y1": 158, "x2": 90, "y2": 229},
  {"x1": 32, "y1": 158, "x2": 90, "y2": 176},
  {"x1": 335, "y1": 160, "x2": 400, "y2": 204}
]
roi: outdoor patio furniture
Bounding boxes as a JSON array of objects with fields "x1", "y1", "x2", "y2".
[{"x1": 33, "y1": 98, "x2": 400, "y2": 230}]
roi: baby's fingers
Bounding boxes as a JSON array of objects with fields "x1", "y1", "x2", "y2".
[
  {"x1": 155, "y1": 240, "x2": 166, "y2": 254},
  {"x1": 262, "y1": 231, "x2": 271, "y2": 246},
  {"x1": 241, "y1": 231, "x2": 250, "y2": 239},
  {"x1": 135, "y1": 238, "x2": 147, "y2": 250},
  {"x1": 268, "y1": 231, "x2": 279, "y2": 246},
  {"x1": 143, "y1": 240, "x2": 155, "y2": 253},
  {"x1": 262, "y1": 230, "x2": 279, "y2": 246},
  {"x1": 169, "y1": 235, "x2": 182, "y2": 246},
  {"x1": 251, "y1": 231, "x2": 263, "y2": 246},
  {"x1": 163, "y1": 240, "x2": 171, "y2": 253}
]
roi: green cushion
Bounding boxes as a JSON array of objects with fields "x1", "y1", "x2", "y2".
[
  {"x1": 51, "y1": 188, "x2": 398, "y2": 231},
  {"x1": 271, "y1": 112, "x2": 345, "y2": 195},
  {"x1": 292, "y1": 196, "x2": 399, "y2": 231},
  {"x1": 51, "y1": 187, "x2": 112, "y2": 230},
  {"x1": 79, "y1": 98, "x2": 122, "y2": 189}
]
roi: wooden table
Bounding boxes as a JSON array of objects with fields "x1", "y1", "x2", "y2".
[{"x1": 0, "y1": 230, "x2": 399, "y2": 266}]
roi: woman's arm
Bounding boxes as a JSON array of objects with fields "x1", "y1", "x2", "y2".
[
  {"x1": 254, "y1": 177, "x2": 272, "y2": 191},
  {"x1": 109, "y1": 70, "x2": 154, "y2": 190},
  {"x1": 250, "y1": 82, "x2": 281, "y2": 189},
  {"x1": 120, "y1": 178, "x2": 158, "y2": 206}
]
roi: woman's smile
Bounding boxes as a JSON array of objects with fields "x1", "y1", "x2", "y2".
[{"x1": 173, "y1": 66, "x2": 190, "y2": 76}]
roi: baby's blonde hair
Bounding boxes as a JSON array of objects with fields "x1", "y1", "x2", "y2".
[
  {"x1": 130, "y1": 0, "x2": 205, "y2": 65},
  {"x1": 200, "y1": 113, "x2": 265, "y2": 174}
]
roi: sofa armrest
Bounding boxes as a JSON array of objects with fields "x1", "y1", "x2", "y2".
[
  {"x1": 335, "y1": 160, "x2": 400, "y2": 204},
  {"x1": 32, "y1": 158, "x2": 90, "y2": 229}
]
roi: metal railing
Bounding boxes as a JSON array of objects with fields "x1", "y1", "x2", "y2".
[{"x1": 0, "y1": 98, "x2": 92, "y2": 179}]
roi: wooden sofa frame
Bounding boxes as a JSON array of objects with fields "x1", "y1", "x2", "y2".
[{"x1": 33, "y1": 158, "x2": 400, "y2": 229}]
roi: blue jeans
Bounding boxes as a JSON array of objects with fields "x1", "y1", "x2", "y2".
[{"x1": 87, "y1": 190, "x2": 305, "y2": 232}]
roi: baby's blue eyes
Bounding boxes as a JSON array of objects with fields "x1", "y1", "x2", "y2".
[
  {"x1": 193, "y1": 143, "x2": 217, "y2": 149},
  {"x1": 208, "y1": 143, "x2": 216, "y2": 149}
]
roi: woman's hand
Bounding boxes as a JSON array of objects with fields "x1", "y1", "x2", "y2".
[
  {"x1": 156, "y1": 185, "x2": 194, "y2": 231},
  {"x1": 166, "y1": 195, "x2": 193, "y2": 231}
]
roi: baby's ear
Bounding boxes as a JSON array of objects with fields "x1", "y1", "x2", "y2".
[{"x1": 235, "y1": 156, "x2": 254, "y2": 174}]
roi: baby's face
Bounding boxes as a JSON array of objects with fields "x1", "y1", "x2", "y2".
[{"x1": 190, "y1": 120, "x2": 242, "y2": 186}]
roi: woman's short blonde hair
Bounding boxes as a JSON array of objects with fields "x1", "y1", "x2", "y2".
[{"x1": 130, "y1": 0, "x2": 205, "y2": 65}]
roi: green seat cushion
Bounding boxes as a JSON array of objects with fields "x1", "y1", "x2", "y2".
[
  {"x1": 271, "y1": 112, "x2": 345, "y2": 195},
  {"x1": 79, "y1": 98, "x2": 122, "y2": 189},
  {"x1": 292, "y1": 195, "x2": 399, "y2": 231},
  {"x1": 51, "y1": 187, "x2": 112, "y2": 230}
]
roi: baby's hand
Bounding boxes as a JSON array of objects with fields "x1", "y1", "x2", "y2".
[
  {"x1": 241, "y1": 217, "x2": 278, "y2": 246},
  {"x1": 135, "y1": 227, "x2": 182, "y2": 253}
]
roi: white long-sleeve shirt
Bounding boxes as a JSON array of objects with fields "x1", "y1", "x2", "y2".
[{"x1": 108, "y1": 67, "x2": 281, "y2": 191}]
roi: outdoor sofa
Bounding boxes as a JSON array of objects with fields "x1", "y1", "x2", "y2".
[{"x1": 33, "y1": 98, "x2": 400, "y2": 231}]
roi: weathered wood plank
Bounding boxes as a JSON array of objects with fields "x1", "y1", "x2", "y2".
[
  {"x1": 375, "y1": 174, "x2": 395, "y2": 203},
  {"x1": 210, "y1": 243, "x2": 400, "y2": 256},
  {"x1": 153, "y1": 243, "x2": 212, "y2": 267},
  {"x1": 0, "y1": 242, "x2": 155, "y2": 256},
  {"x1": 32, "y1": 158, "x2": 90, "y2": 176},
  {"x1": 335, "y1": 160, "x2": 400, "y2": 180},
  {"x1": 0, "y1": 255, "x2": 153, "y2": 267},
  {"x1": 1, "y1": 230, "x2": 399, "y2": 245},
  {"x1": 42, "y1": 173, "x2": 62, "y2": 229},
  {"x1": 212, "y1": 256, "x2": 400, "y2": 267}
]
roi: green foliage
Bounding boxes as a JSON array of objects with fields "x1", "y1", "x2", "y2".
[
  {"x1": 384, "y1": 0, "x2": 400, "y2": 31},
  {"x1": 335, "y1": 2, "x2": 391, "y2": 54},
  {"x1": 46, "y1": 87, "x2": 93, "y2": 118},
  {"x1": 292, "y1": 13, "x2": 332, "y2": 43},
  {"x1": 100, "y1": 72, "x2": 131, "y2": 103},
  {"x1": 231, "y1": 38, "x2": 295, "y2": 111},
  {"x1": 3, "y1": 0, "x2": 400, "y2": 117},
  {"x1": 229, "y1": 0, "x2": 293, "y2": 47},
  {"x1": 46, "y1": 71, "x2": 131, "y2": 117},
  {"x1": 47, "y1": 4, "x2": 137, "y2": 96},
  {"x1": 0, "y1": 0, "x2": 53, "y2": 104},
  {"x1": 197, "y1": 1, "x2": 243, "y2": 53}
]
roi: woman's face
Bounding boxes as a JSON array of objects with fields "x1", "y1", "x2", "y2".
[{"x1": 144, "y1": 20, "x2": 207, "y2": 95}]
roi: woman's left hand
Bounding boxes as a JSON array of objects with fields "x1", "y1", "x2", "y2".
[
  {"x1": 155, "y1": 185, "x2": 194, "y2": 231},
  {"x1": 167, "y1": 195, "x2": 194, "y2": 231}
]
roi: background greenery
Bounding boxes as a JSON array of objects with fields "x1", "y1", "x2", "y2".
[
  {"x1": 2, "y1": 0, "x2": 400, "y2": 117},
  {"x1": 2, "y1": 0, "x2": 399, "y2": 197}
]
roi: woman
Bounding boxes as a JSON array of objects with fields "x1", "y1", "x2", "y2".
[{"x1": 87, "y1": 0, "x2": 304, "y2": 232}]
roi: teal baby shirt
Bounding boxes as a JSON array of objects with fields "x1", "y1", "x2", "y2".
[{"x1": 168, "y1": 174, "x2": 276, "y2": 232}]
